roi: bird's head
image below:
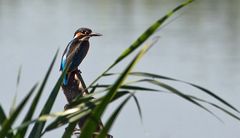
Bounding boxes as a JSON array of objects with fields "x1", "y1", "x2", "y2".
[{"x1": 73, "y1": 28, "x2": 102, "y2": 41}]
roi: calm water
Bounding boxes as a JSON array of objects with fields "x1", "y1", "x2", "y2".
[{"x1": 0, "y1": 0, "x2": 240, "y2": 138}]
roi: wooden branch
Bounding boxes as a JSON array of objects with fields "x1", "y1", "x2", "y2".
[{"x1": 61, "y1": 70, "x2": 113, "y2": 138}]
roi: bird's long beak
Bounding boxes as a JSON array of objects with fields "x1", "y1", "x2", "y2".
[{"x1": 89, "y1": 32, "x2": 102, "y2": 37}]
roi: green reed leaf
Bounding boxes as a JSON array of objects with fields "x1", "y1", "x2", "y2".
[
  {"x1": 0, "y1": 84, "x2": 37, "y2": 138},
  {"x1": 97, "y1": 95, "x2": 132, "y2": 138},
  {"x1": 15, "y1": 50, "x2": 59, "y2": 138},
  {"x1": 90, "y1": 0, "x2": 193, "y2": 87},
  {"x1": 28, "y1": 52, "x2": 67, "y2": 138}
]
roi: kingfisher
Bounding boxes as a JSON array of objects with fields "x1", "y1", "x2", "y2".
[{"x1": 60, "y1": 28, "x2": 102, "y2": 85}]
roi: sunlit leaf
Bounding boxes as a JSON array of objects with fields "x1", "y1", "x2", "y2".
[{"x1": 43, "y1": 98, "x2": 100, "y2": 133}]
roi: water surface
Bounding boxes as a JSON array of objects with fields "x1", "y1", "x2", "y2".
[{"x1": 0, "y1": 0, "x2": 240, "y2": 138}]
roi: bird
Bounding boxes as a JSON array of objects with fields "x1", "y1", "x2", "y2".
[{"x1": 60, "y1": 28, "x2": 102, "y2": 85}]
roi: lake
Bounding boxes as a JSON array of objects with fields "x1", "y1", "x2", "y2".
[{"x1": 0, "y1": 0, "x2": 239, "y2": 138}]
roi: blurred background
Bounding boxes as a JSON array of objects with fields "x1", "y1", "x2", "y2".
[{"x1": 0, "y1": 0, "x2": 240, "y2": 137}]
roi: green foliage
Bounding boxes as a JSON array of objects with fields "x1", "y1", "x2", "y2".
[
  {"x1": 0, "y1": 104, "x2": 7, "y2": 126},
  {"x1": 1, "y1": 0, "x2": 240, "y2": 138},
  {"x1": 79, "y1": 40, "x2": 154, "y2": 138},
  {"x1": 0, "y1": 84, "x2": 37, "y2": 138},
  {"x1": 97, "y1": 95, "x2": 133, "y2": 138},
  {"x1": 28, "y1": 50, "x2": 67, "y2": 138}
]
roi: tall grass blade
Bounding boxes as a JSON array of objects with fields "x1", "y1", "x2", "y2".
[
  {"x1": 97, "y1": 95, "x2": 132, "y2": 138},
  {"x1": 10, "y1": 66, "x2": 22, "y2": 116},
  {"x1": 110, "y1": 91, "x2": 130, "y2": 102},
  {"x1": 188, "y1": 95, "x2": 240, "y2": 121},
  {"x1": 143, "y1": 79, "x2": 222, "y2": 121},
  {"x1": 16, "y1": 66, "x2": 22, "y2": 88},
  {"x1": 28, "y1": 53, "x2": 68, "y2": 138},
  {"x1": 92, "y1": 84, "x2": 159, "y2": 92},
  {"x1": 43, "y1": 116, "x2": 68, "y2": 133},
  {"x1": 62, "y1": 121, "x2": 78, "y2": 138},
  {"x1": 132, "y1": 94, "x2": 143, "y2": 122},
  {"x1": 43, "y1": 91, "x2": 130, "y2": 133},
  {"x1": 16, "y1": 106, "x2": 80, "y2": 134},
  {"x1": 130, "y1": 72, "x2": 240, "y2": 113},
  {"x1": 43, "y1": 98, "x2": 101, "y2": 133},
  {"x1": 90, "y1": 0, "x2": 193, "y2": 86},
  {"x1": 67, "y1": 91, "x2": 133, "y2": 123},
  {"x1": 0, "y1": 105, "x2": 7, "y2": 126},
  {"x1": 15, "y1": 51, "x2": 59, "y2": 138},
  {"x1": 44, "y1": 102, "x2": 96, "y2": 133},
  {"x1": 79, "y1": 42, "x2": 154, "y2": 138},
  {"x1": 1, "y1": 105, "x2": 14, "y2": 138},
  {"x1": 0, "y1": 84, "x2": 37, "y2": 138},
  {"x1": 112, "y1": 0, "x2": 190, "y2": 63}
]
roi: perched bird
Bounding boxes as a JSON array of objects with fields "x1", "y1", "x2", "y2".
[{"x1": 60, "y1": 28, "x2": 102, "y2": 85}]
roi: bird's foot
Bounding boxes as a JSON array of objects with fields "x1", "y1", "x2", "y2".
[{"x1": 64, "y1": 104, "x2": 71, "y2": 110}]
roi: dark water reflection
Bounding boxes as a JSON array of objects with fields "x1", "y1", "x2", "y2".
[{"x1": 0, "y1": 0, "x2": 239, "y2": 138}]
